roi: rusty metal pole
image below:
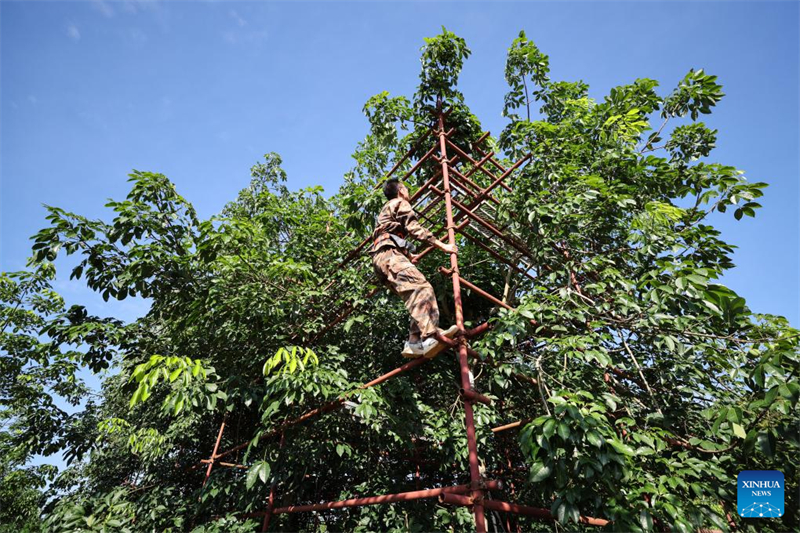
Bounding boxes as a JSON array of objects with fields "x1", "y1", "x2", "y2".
[
  {"x1": 202, "y1": 419, "x2": 226, "y2": 489},
  {"x1": 482, "y1": 500, "x2": 610, "y2": 527},
  {"x1": 256, "y1": 481, "x2": 502, "y2": 516},
  {"x1": 261, "y1": 432, "x2": 285, "y2": 532},
  {"x1": 437, "y1": 105, "x2": 487, "y2": 533}
]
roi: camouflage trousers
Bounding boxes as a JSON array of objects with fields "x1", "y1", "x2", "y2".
[{"x1": 372, "y1": 247, "x2": 440, "y2": 340}]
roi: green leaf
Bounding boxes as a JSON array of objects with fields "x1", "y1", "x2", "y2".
[
  {"x1": 566, "y1": 503, "x2": 580, "y2": 525},
  {"x1": 129, "y1": 386, "x2": 143, "y2": 408},
  {"x1": 711, "y1": 408, "x2": 728, "y2": 435},
  {"x1": 173, "y1": 395, "x2": 185, "y2": 416},
  {"x1": 529, "y1": 462, "x2": 552, "y2": 483},
  {"x1": 555, "y1": 501, "x2": 566, "y2": 523},
  {"x1": 246, "y1": 464, "x2": 260, "y2": 490},
  {"x1": 246, "y1": 461, "x2": 270, "y2": 489},
  {"x1": 566, "y1": 405, "x2": 580, "y2": 420},
  {"x1": 258, "y1": 461, "x2": 271, "y2": 484},
  {"x1": 640, "y1": 510, "x2": 653, "y2": 532},
  {"x1": 664, "y1": 335, "x2": 675, "y2": 351},
  {"x1": 609, "y1": 438, "x2": 635, "y2": 456},
  {"x1": 732, "y1": 423, "x2": 746, "y2": 439},
  {"x1": 764, "y1": 385, "x2": 779, "y2": 405},
  {"x1": 585, "y1": 430, "x2": 604, "y2": 448}
]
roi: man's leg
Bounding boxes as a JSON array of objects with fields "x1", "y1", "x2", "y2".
[
  {"x1": 397, "y1": 267, "x2": 459, "y2": 358},
  {"x1": 408, "y1": 318, "x2": 422, "y2": 344},
  {"x1": 373, "y1": 249, "x2": 439, "y2": 340},
  {"x1": 396, "y1": 269, "x2": 439, "y2": 340}
]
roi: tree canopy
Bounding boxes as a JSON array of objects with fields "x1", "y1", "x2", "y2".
[{"x1": 1, "y1": 29, "x2": 798, "y2": 533}]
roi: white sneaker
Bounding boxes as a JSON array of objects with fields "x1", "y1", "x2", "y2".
[
  {"x1": 401, "y1": 338, "x2": 437, "y2": 357},
  {"x1": 439, "y1": 325, "x2": 459, "y2": 338},
  {"x1": 416, "y1": 337, "x2": 439, "y2": 357},
  {"x1": 402, "y1": 341, "x2": 422, "y2": 358},
  {"x1": 401, "y1": 327, "x2": 458, "y2": 359}
]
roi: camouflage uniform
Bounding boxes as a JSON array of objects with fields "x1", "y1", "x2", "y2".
[{"x1": 370, "y1": 198, "x2": 440, "y2": 341}]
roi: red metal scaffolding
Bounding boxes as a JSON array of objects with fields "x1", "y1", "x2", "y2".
[{"x1": 196, "y1": 107, "x2": 610, "y2": 532}]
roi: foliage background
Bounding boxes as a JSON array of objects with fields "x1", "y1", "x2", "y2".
[{"x1": 2, "y1": 3, "x2": 799, "y2": 533}]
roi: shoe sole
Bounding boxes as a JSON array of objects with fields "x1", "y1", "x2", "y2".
[
  {"x1": 402, "y1": 348, "x2": 423, "y2": 359},
  {"x1": 422, "y1": 325, "x2": 460, "y2": 359},
  {"x1": 402, "y1": 326, "x2": 459, "y2": 359}
]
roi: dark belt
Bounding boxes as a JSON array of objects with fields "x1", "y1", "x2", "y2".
[{"x1": 372, "y1": 232, "x2": 411, "y2": 253}]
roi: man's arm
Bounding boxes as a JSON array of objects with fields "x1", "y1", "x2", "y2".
[{"x1": 396, "y1": 200, "x2": 457, "y2": 255}]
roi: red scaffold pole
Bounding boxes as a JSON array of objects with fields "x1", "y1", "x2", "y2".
[
  {"x1": 483, "y1": 500, "x2": 610, "y2": 527},
  {"x1": 437, "y1": 104, "x2": 487, "y2": 533},
  {"x1": 202, "y1": 419, "x2": 226, "y2": 488},
  {"x1": 261, "y1": 432, "x2": 285, "y2": 532},
  {"x1": 241, "y1": 481, "x2": 498, "y2": 517}
]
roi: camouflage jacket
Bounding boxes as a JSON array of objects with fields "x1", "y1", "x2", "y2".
[{"x1": 369, "y1": 198, "x2": 436, "y2": 254}]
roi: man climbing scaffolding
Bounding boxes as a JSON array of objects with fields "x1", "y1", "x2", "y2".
[{"x1": 370, "y1": 178, "x2": 459, "y2": 358}]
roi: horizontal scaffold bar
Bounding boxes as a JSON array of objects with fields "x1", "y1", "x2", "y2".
[
  {"x1": 483, "y1": 499, "x2": 610, "y2": 527},
  {"x1": 438, "y1": 495, "x2": 610, "y2": 527},
  {"x1": 247, "y1": 480, "x2": 501, "y2": 516}
]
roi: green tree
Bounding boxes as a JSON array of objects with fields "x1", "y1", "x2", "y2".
[{"x1": 0, "y1": 29, "x2": 796, "y2": 533}]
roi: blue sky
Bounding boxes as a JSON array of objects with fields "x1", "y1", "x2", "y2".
[{"x1": 1, "y1": 1, "x2": 798, "y2": 463}]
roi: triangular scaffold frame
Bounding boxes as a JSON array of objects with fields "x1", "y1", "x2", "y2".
[{"x1": 194, "y1": 108, "x2": 609, "y2": 532}]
